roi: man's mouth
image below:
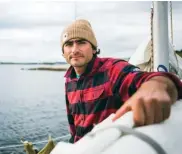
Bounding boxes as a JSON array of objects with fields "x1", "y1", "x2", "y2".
[{"x1": 71, "y1": 56, "x2": 83, "y2": 59}]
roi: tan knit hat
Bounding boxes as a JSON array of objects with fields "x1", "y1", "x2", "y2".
[{"x1": 61, "y1": 19, "x2": 97, "y2": 50}]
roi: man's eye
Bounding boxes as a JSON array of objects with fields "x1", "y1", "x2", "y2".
[
  {"x1": 65, "y1": 42, "x2": 72, "y2": 46},
  {"x1": 77, "y1": 40, "x2": 86, "y2": 44}
]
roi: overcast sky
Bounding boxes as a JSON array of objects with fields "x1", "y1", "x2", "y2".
[{"x1": 0, "y1": 1, "x2": 182, "y2": 62}]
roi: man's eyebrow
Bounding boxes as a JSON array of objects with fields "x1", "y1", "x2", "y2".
[
  {"x1": 65, "y1": 40, "x2": 73, "y2": 43},
  {"x1": 66, "y1": 39, "x2": 86, "y2": 43},
  {"x1": 76, "y1": 39, "x2": 86, "y2": 42}
]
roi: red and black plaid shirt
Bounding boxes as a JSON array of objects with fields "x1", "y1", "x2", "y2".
[{"x1": 64, "y1": 57, "x2": 182, "y2": 143}]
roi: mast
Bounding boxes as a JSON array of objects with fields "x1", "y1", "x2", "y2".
[{"x1": 153, "y1": 2, "x2": 169, "y2": 72}]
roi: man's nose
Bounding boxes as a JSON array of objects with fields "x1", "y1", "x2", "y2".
[{"x1": 71, "y1": 43, "x2": 79, "y2": 53}]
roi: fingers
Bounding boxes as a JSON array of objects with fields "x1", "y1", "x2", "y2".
[
  {"x1": 160, "y1": 102, "x2": 171, "y2": 121},
  {"x1": 133, "y1": 99, "x2": 145, "y2": 126},
  {"x1": 163, "y1": 103, "x2": 171, "y2": 120},
  {"x1": 154, "y1": 100, "x2": 163, "y2": 123},
  {"x1": 144, "y1": 99, "x2": 155, "y2": 125},
  {"x1": 112, "y1": 97, "x2": 171, "y2": 126},
  {"x1": 112, "y1": 102, "x2": 131, "y2": 121},
  {"x1": 159, "y1": 93, "x2": 171, "y2": 121},
  {"x1": 153, "y1": 100, "x2": 171, "y2": 123}
]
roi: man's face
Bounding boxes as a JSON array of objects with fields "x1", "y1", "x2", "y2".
[{"x1": 63, "y1": 38, "x2": 96, "y2": 67}]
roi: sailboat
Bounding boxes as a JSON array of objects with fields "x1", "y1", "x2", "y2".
[
  {"x1": 129, "y1": 2, "x2": 182, "y2": 78},
  {"x1": 20, "y1": 1, "x2": 182, "y2": 154},
  {"x1": 50, "y1": 2, "x2": 182, "y2": 154}
]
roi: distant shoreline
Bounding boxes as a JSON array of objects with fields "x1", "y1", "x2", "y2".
[
  {"x1": 0, "y1": 62, "x2": 70, "y2": 71},
  {"x1": 22, "y1": 67, "x2": 68, "y2": 71},
  {"x1": 0, "y1": 62, "x2": 67, "y2": 65},
  {"x1": 176, "y1": 51, "x2": 182, "y2": 58}
]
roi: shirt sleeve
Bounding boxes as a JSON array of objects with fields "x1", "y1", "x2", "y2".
[
  {"x1": 65, "y1": 95, "x2": 76, "y2": 143},
  {"x1": 109, "y1": 61, "x2": 182, "y2": 102}
]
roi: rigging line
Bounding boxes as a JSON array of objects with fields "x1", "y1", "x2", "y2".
[
  {"x1": 169, "y1": 1, "x2": 180, "y2": 77},
  {"x1": 170, "y1": 1, "x2": 173, "y2": 45},
  {"x1": 150, "y1": 2, "x2": 154, "y2": 72},
  {"x1": 0, "y1": 134, "x2": 70, "y2": 150},
  {"x1": 33, "y1": 134, "x2": 70, "y2": 144}
]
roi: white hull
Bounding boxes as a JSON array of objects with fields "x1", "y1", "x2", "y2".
[{"x1": 51, "y1": 99, "x2": 182, "y2": 154}]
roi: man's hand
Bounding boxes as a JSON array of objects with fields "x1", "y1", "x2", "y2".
[{"x1": 112, "y1": 76, "x2": 178, "y2": 126}]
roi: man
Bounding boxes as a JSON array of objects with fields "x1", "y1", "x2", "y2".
[{"x1": 61, "y1": 19, "x2": 182, "y2": 143}]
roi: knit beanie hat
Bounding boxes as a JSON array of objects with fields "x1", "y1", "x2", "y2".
[{"x1": 61, "y1": 19, "x2": 97, "y2": 50}]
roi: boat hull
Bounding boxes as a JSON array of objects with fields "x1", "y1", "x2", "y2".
[{"x1": 51, "y1": 99, "x2": 182, "y2": 154}]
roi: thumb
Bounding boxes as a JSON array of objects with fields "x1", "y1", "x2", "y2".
[{"x1": 112, "y1": 102, "x2": 131, "y2": 122}]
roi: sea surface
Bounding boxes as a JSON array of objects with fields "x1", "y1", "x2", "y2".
[{"x1": 0, "y1": 65, "x2": 69, "y2": 154}]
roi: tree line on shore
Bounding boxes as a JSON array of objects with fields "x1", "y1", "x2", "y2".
[{"x1": 176, "y1": 50, "x2": 182, "y2": 57}]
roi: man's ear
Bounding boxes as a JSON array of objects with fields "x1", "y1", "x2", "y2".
[{"x1": 93, "y1": 50, "x2": 96, "y2": 54}]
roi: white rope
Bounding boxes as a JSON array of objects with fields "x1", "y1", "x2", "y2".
[
  {"x1": 0, "y1": 134, "x2": 70, "y2": 150},
  {"x1": 87, "y1": 125, "x2": 167, "y2": 154},
  {"x1": 170, "y1": 1, "x2": 173, "y2": 45},
  {"x1": 0, "y1": 144, "x2": 24, "y2": 149},
  {"x1": 150, "y1": 2, "x2": 154, "y2": 72},
  {"x1": 169, "y1": 1, "x2": 180, "y2": 77}
]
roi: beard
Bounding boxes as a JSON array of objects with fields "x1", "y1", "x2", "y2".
[{"x1": 70, "y1": 58, "x2": 87, "y2": 67}]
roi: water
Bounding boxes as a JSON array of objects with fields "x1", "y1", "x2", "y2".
[{"x1": 0, "y1": 65, "x2": 69, "y2": 154}]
